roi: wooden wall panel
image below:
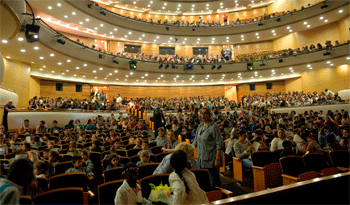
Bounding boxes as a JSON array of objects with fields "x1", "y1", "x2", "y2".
[
  {"x1": 40, "y1": 80, "x2": 90, "y2": 100},
  {"x1": 267, "y1": 0, "x2": 324, "y2": 14},
  {"x1": 109, "y1": 85, "x2": 225, "y2": 99},
  {"x1": 233, "y1": 41, "x2": 274, "y2": 55},
  {"x1": 236, "y1": 81, "x2": 286, "y2": 102}
]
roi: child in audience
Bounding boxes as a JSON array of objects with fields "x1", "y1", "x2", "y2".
[
  {"x1": 136, "y1": 150, "x2": 152, "y2": 166},
  {"x1": 81, "y1": 150, "x2": 95, "y2": 173},
  {"x1": 32, "y1": 136, "x2": 42, "y2": 147},
  {"x1": 133, "y1": 138, "x2": 142, "y2": 149},
  {"x1": 128, "y1": 136, "x2": 135, "y2": 144},
  {"x1": 48, "y1": 150, "x2": 60, "y2": 176},
  {"x1": 114, "y1": 163, "x2": 151, "y2": 204},
  {"x1": 106, "y1": 153, "x2": 123, "y2": 170},
  {"x1": 0, "y1": 159, "x2": 34, "y2": 205},
  {"x1": 67, "y1": 142, "x2": 79, "y2": 155},
  {"x1": 42, "y1": 148, "x2": 50, "y2": 160},
  {"x1": 280, "y1": 140, "x2": 295, "y2": 159},
  {"x1": 34, "y1": 160, "x2": 48, "y2": 178},
  {"x1": 65, "y1": 155, "x2": 95, "y2": 180},
  {"x1": 110, "y1": 139, "x2": 126, "y2": 152},
  {"x1": 90, "y1": 140, "x2": 103, "y2": 153},
  {"x1": 137, "y1": 140, "x2": 153, "y2": 155},
  {"x1": 169, "y1": 150, "x2": 209, "y2": 204}
]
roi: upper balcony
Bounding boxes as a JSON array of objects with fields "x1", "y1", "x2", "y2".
[{"x1": 28, "y1": 0, "x2": 349, "y2": 45}]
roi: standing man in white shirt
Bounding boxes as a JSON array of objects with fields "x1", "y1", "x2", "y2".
[
  {"x1": 116, "y1": 94, "x2": 122, "y2": 104},
  {"x1": 325, "y1": 88, "x2": 335, "y2": 98}
]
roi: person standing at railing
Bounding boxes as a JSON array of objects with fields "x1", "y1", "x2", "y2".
[{"x1": 2, "y1": 100, "x2": 15, "y2": 132}]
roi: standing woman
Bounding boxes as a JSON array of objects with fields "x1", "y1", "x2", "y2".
[
  {"x1": 193, "y1": 107, "x2": 224, "y2": 187},
  {"x1": 153, "y1": 107, "x2": 165, "y2": 138}
]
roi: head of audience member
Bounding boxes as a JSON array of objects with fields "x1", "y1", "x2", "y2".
[
  {"x1": 39, "y1": 121, "x2": 46, "y2": 128},
  {"x1": 68, "y1": 143, "x2": 76, "y2": 153},
  {"x1": 167, "y1": 130, "x2": 176, "y2": 143},
  {"x1": 141, "y1": 140, "x2": 150, "y2": 151},
  {"x1": 141, "y1": 131, "x2": 148, "y2": 138},
  {"x1": 80, "y1": 150, "x2": 89, "y2": 163},
  {"x1": 157, "y1": 127, "x2": 165, "y2": 138},
  {"x1": 135, "y1": 138, "x2": 142, "y2": 147},
  {"x1": 122, "y1": 163, "x2": 138, "y2": 187},
  {"x1": 34, "y1": 160, "x2": 48, "y2": 177},
  {"x1": 52, "y1": 120, "x2": 58, "y2": 127},
  {"x1": 24, "y1": 119, "x2": 30, "y2": 127},
  {"x1": 43, "y1": 148, "x2": 50, "y2": 159},
  {"x1": 174, "y1": 142, "x2": 195, "y2": 160},
  {"x1": 170, "y1": 150, "x2": 189, "y2": 193},
  {"x1": 72, "y1": 155, "x2": 83, "y2": 169},
  {"x1": 200, "y1": 107, "x2": 212, "y2": 123},
  {"x1": 238, "y1": 129, "x2": 247, "y2": 141},
  {"x1": 48, "y1": 150, "x2": 59, "y2": 163},
  {"x1": 108, "y1": 153, "x2": 121, "y2": 167},
  {"x1": 282, "y1": 140, "x2": 293, "y2": 152},
  {"x1": 277, "y1": 129, "x2": 285, "y2": 139},
  {"x1": 139, "y1": 150, "x2": 151, "y2": 163},
  {"x1": 111, "y1": 139, "x2": 121, "y2": 149},
  {"x1": 28, "y1": 150, "x2": 39, "y2": 163},
  {"x1": 7, "y1": 159, "x2": 34, "y2": 189},
  {"x1": 21, "y1": 143, "x2": 31, "y2": 152}
]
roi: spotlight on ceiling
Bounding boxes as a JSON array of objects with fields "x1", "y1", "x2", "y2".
[
  {"x1": 217, "y1": 65, "x2": 222, "y2": 70},
  {"x1": 112, "y1": 58, "x2": 119, "y2": 64},
  {"x1": 211, "y1": 65, "x2": 216, "y2": 70},
  {"x1": 174, "y1": 38, "x2": 178, "y2": 42},
  {"x1": 25, "y1": 24, "x2": 40, "y2": 43},
  {"x1": 260, "y1": 62, "x2": 266, "y2": 66},
  {"x1": 276, "y1": 18, "x2": 281, "y2": 22},
  {"x1": 57, "y1": 36, "x2": 65, "y2": 45},
  {"x1": 258, "y1": 21, "x2": 263, "y2": 26},
  {"x1": 99, "y1": 8, "x2": 106, "y2": 16},
  {"x1": 165, "y1": 64, "x2": 169, "y2": 69},
  {"x1": 99, "y1": 54, "x2": 105, "y2": 59},
  {"x1": 129, "y1": 60, "x2": 137, "y2": 70},
  {"x1": 201, "y1": 65, "x2": 204, "y2": 69},
  {"x1": 166, "y1": 27, "x2": 169, "y2": 31},
  {"x1": 159, "y1": 64, "x2": 163, "y2": 69},
  {"x1": 172, "y1": 64, "x2": 176, "y2": 69},
  {"x1": 279, "y1": 59, "x2": 283, "y2": 63},
  {"x1": 323, "y1": 52, "x2": 331, "y2": 56},
  {"x1": 321, "y1": 4, "x2": 328, "y2": 9},
  {"x1": 87, "y1": 3, "x2": 93, "y2": 8}
]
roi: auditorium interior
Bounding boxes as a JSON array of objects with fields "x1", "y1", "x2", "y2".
[{"x1": 0, "y1": 0, "x2": 349, "y2": 204}]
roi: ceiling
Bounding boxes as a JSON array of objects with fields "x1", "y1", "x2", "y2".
[{"x1": 92, "y1": 0, "x2": 273, "y2": 13}]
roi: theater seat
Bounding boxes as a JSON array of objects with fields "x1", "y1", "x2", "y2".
[
  {"x1": 155, "y1": 152, "x2": 169, "y2": 163},
  {"x1": 303, "y1": 153, "x2": 328, "y2": 172},
  {"x1": 49, "y1": 172, "x2": 88, "y2": 192},
  {"x1": 150, "y1": 146, "x2": 164, "y2": 155},
  {"x1": 104, "y1": 167, "x2": 124, "y2": 183},
  {"x1": 127, "y1": 148, "x2": 142, "y2": 157},
  {"x1": 320, "y1": 167, "x2": 339, "y2": 176},
  {"x1": 20, "y1": 195, "x2": 31, "y2": 205},
  {"x1": 54, "y1": 161, "x2": 73, "y2": 175},
  {"x1": 232, "y1": 157, "x2": 244, "y2": 182},
  {"x1": 33, "y1": 187, "x2": 84, "y2": 205},
  {"x1": 190, "y1": 169, "x2": 233, "y2": 202},
  {"x1": 36, "y1": 177, "x2": 49, "y2": 192},
  {"x1": 138, "y1": 163, "x2": 159, "y2": 180},
  {"x1": 251, "y1": 151, "x2": 282, "y2": 191},
  {"x1": 98, "y1": 180, "x2": 124, "y2": 205},
  {"x1": 329, "y1": 150, "x2": 350, "y2": 172},
  {"x1": 280, "y1": 156, "x2": 310, "y2": 185}
]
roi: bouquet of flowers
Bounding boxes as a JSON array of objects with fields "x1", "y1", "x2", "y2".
[{"x1": 148, "y1": 182, "x2": 173, "y2": 204}]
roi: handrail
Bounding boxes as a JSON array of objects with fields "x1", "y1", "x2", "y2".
[
  {"x1": 87, "y1": 0, "x2": 327, "y2": 28},
  {"x1": 37, "y1": 18, "x2": 350, "y2": 67}
]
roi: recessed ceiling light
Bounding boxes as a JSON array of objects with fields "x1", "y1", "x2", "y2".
[
  {"x1": 255, "y1": 33, "x2": 259, "y2": 36},
  {"x1": 51, "y1": 71, "x2": 55, "y2": 73},
  {"x1": 86, "y1": 18, "x2": 89, "y2": 21},
  {"x1": 307, "y1": 25, "x2": 311, "y2": 28},
  {"x1": 58, "y1": 62, "x2": 62, "y2": 65},
  {"x1": 128, "y1": 31, "x2": 132, "y2": 35},
  {"x1": 304, "y1": 22, "x2": 307, "y2": 25},
  {"x1": 320, "y1": 16, "x2": 324, "y2": 20},
  {"x1": 6, "y1": 56, "x2": 10, "y2": 59},
  {"x1": 309, "y1": 67, "x2": 313, "y2": 70},
  {"x1": 74, "y1": 74, "x2": 77, "y2": 77},
  {"x1": 79, "y1": 22, "x2": 83, "y2": 25},
  {"x1": 114, "y1": 70, "x2": 118, "y2": 73},
  {"x1": 76, "y1": 67, "x2": 80, "y2": 69},
  {"x1": 271, "y1": 30, "x2": 275, "y2": 33},
  {"x1": 50, "y1": 53, "x2": 54, "y2": 57},
  {"x1": 20, "y1": 49, "x2": 26, "y2": 52},
  {"x1": 94, "y1": 27, "x2": 98, "y2": 30},
  {"x1": 289, "y1": 30, "x2": 293, "y2": 32},
  {"x1": 124, "y1": 35, "x2": 128, "y2": 38},
  {"x1": 1, "y1": 40, "x2": 8, "y2": 43},
  {"x1": 72, "y1": 12, "x2": 76, "y2": 15},
  {"x1": 83, "y1": 75, "x2": 85, "y2": 77},
  {"x1": 39, "y1": 57, "x2": 44, "y2": 59},
  {"x1": 57, "y1": 3, "x2": 61, "y2": 6},
  {"x1": 62, "y1": 73, "x2": 65, "y2": 75},
  {"x1": 66, "y1": 70, "x2": 69, "y2": 72},
  {"x1": 31, "y1": 62, "x2": 34, "y2": 64},
  {"x1": 99, "y1": 67, "x2": 103, "y2": 70},
  {"x1": 257, "y1": 36, "x2": 260, "y2": 38},
  {"x1": 43, "y1": 65, "x2": 46, "y2": 68},
  {"x1": 64, "y1": 15, "x2": 68, "y2": 18},
  {"x1": 330, "y1": 64, "x2": 334, "y2": 66},
  {"x1": 324, "y1": 19, "x2": 328, "y2": 23},
  {"x1": 100, "y1": 24, "x2": 104, "y2": 27},
  {"x1": 126, "y1": 75, "x2": 128, "y2": 77},
  {"x1": 95, "y1": 77, "x2": 97, "y2": 79},
  {"x1": 327, "y1": 61, "x2": 331, "y2": 64},
  {"x1": 287, "y1": 26, "x2": 290, "y2": 29},
  {"x1": 145, "y1": 74, "x2": 148, "y2": 76},
  {"x1": 347, "y1": 57, "x2": 350, "y2": 60},
  {"x1": 18, "y1": 37, "x2": 24, "y2": 41},
  {"x1": 184, "y1": 38, "x2": 187, "y2": 40},
  {"x1": 93, "y1": 70, "x2": 96, "y2": 73},
  {"x1": 39, "y1": 68, "x2": 43, "y2": 71},
  {"x1": 339, "y1": 10, "x2": 343, "y2": 13},
  {"x1": 48, "y1": 6, "x2": 52, "y2": 9},
  {"x1": 34, "y1": 46, "x2": 39, "y2": 50},
  {"x1": 273, "y1": 33, "x2": 276, "y2": 36}
]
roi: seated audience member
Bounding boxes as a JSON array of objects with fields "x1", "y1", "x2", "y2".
[
  {"x1": 110, "y1": 139, "x2": 126, "y2": 152},
  {"x1": 326, "y1": 133, "x2": 342, "y2": 150},
  {"x1": 339, "y1": 128, "x2": 350, "y2": 150},
  {"x1": 306, "y1": 132, "x2": 332, "y2": 154},
  {"x1": 134, "y1": 120, "x2": 148, "y2": 131},
  {"x1": 90, "y1": 140, "x2": 103, "y2": 153},
  {"x1": 106, "y1": 153, "x2": 124, "y2": 170},
  {"x1": 0, "y1": 134, "x2": 8, "y2": 154},
  {"x1": 48, "y1": 150, "x2": 60, "y2": 176},
  {"x1": 234, "y1": 130, "x2": 253, "y2": 170},
  {"x1": 46, "y1": 141, "x2": 58, "y2": 151},
  {"x1": 225, "y1": 128, "x2": 239, "y2": 155},
  {"x1": 129, "y1": 136, "x2": 135, "y2": 144},
  {"x1": 65, "y1": 155, "x2": 95, "y2": 180},
  {"x1": 34, "y1": 160, "x2": 48, "y2": 178},
  {"x1": 270, "y1": 129, "x2": 287, "y2": 151},
  {"x1": 22, "y1": 142, "x2": 31, "y2": 153},
  {"x1": 137, "y1": 140, "x2": 153, "y2": 155},
  {"x1": 18, "y1": 119, "x2": 34, "y2": 135},
  {"x1": 136, "y1": 150, "x2": 153, "y2": 166},
  {"x1": 161, "y1": 130, "x2": 179, "y2": 153},
  {"x1": 169, "y1": 150, "x2": 209, "y2": 204},
  {"x1": 32, "y1": 136, "x2": 42, "y2": 147},
  {"x1": 297, "y1": 129, "x2": 310, "y2": 156},
  {"x1": 50, "y1": 120, "x2": 61, "y2": 133},
  {"x1": 153, "y1": 127, "x2": 167, "y2": 146},
  {"x1": 67, "y1": 142, "x2": 80, "y2": 155},
  {"x1": 36, "y1": 121, "x2": 48, "y2": 134},
  {"x1": 153, "y1": 142, "x2": 194, "y2": 175},
  {"x1": 42, "y1": 148, "x2": 50, "y2": 160},
  {"x1": 114, "y1": 163, "x2": 151, "y2": 205},
  {"x1": 280, "y1": 140, "x2": 295, "y2": 159},
  {"x1": 0, "y1": 159, "x2": 34, "y2": 205},
  {"x1": 133, "y1": 138, "x2": 143, "y2": 149},
  {"x1": 85, "y1": 119, "x2": 97, "y2": 132},
  {"x1": 73, "y1": 119, "x2": 84, "y2": 132},
  {"x1": 81, "y1": 150, "x2": 95, "y2": 173}
]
